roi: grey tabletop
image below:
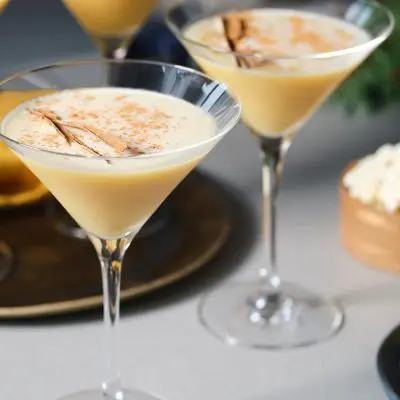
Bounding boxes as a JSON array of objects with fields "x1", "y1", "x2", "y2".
[{"x1": 2, "y1": 1, "x2": 400, "y2": 399}]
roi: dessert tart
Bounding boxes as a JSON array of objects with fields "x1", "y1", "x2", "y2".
[{"x1": 341, "y1": 144, "x2": 400, "y2": 272}]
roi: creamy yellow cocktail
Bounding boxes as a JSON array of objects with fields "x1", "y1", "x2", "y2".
[
  {"x1": 63, "y1": 0, "x2": 157, "y2": 51},
  {"x1": 3, "y1": 88, "x2": 216, "y2": 238},
  {"x1": 185, "y1": 9, "x2": 370, "y2": 136}
]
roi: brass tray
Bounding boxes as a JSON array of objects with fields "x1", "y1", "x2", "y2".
[{"x1": 0, "y1": 172, "x2": 230, "y2": 318}]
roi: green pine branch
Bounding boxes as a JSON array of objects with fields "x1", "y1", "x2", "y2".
[{"x1": 331, "y1": 0, "x2": 400, "y2": 115}]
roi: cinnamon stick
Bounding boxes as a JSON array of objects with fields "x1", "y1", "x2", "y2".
[
  {"x1": 221, "y1": 14, "x2": 269, "y2": 69},
  {"x1": 62, "y1": 122, "x2": 128, "y2": 154},
  {"x1": 222, "y1": 15, "x2": 248, "y2": 68}
]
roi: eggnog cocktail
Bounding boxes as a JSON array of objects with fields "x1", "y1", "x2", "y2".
[
  {"x1": 3, "y1": 88, "x2": 216, "y2": 238},
  {"x1": 63, "y1": 0, "x2": 158, "y2": 57},
  {"x1": 185, "y1": 9, "x2": 371, "y2": 136}
]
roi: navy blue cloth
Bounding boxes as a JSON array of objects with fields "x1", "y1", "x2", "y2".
[{"x1": 126, "y1": 17, "x2": 191, "y2": 66}]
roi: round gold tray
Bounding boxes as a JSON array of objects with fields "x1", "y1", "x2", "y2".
[{"x1": 0, "y1": 172, "x2": 230, "y2": 318}]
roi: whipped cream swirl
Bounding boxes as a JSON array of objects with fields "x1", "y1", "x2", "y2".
[{"x1": 344, "y1": 144, "x2": 400, "y2": 213}]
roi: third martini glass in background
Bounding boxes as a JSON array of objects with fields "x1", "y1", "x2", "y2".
[
  {"x1": 0, "y1": 59, "x2": 240, "y2": 400},
  {"x1": 61, "y1": 0, "x2": 166, "y2": 239},
  {"x1": 167, "y1": 0, "x2": 394, "y2": 349},
  {"x1": 63, "y1": 0, "x2": 158, "y2": 59}
]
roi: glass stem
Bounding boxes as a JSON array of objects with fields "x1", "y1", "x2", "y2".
[
  {"x1": 258, "y1": 136, "x2": 292, "y2": 289},
  {"x1": 248, "y1": 135, "x2": 293, "y2": 322},
  {"x1": 103, "y1": 46, "x2": 128, "y2": 61},
  {"x1": 97, "y1": 37, "x2": 132, "y2": 60},
  {"x1": 89, "y1": 233, "x2": 135, "y2": 400},
  {"x1": 99, "y1": 40, "x2": 127, "y2": 87}
]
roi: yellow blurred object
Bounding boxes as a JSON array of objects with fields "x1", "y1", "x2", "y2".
[
  {"x1": 0, "y1": 164, "x2": 48, "y2": 208},
  {"x1": 0, "y1": 141, "x2": 26, "y2": 184},
  {"x1": 0, "y1": 0, "x2": 9, "y2": 13},
  {"x1": 0, "y1": 90, "x2": 54, "y2": 208}
]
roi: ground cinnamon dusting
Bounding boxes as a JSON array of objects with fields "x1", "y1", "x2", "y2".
[
  {"x1": 212, "y1": 11, "x2": 359, "y2": 67},
  {"x1": 28, "y1": 98, "x2": 173, "y2": 157},
  {"x1": 288, "y1": 15, "x2": 349, "y2": 52}
]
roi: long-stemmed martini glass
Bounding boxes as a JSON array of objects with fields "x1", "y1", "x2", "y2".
[
  {"x1": 167, "y1": 0, "x2": 394, "y2": 349},
  {"x1": 0, "y1": 59, "x2": 240, "y2": 400}
]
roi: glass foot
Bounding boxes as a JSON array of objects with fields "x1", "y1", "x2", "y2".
[
  {"x1": 198, "y1": 281, "x2": 344, "y2": 349},
  {"x1": 58, "y1": 388, "x2": 163, "y2": 400}
]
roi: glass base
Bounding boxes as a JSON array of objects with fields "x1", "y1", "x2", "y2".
[
  {"x1": 198, "y1": 281, "x2": 344, "y2": 349},
  {"x1": 58, "y1": 388, "x2": 163, "y2": 400}
]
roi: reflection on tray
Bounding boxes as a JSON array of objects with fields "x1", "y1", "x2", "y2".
[{"x1": 0, "y1": 172, "x2": 230, "y2": 318}]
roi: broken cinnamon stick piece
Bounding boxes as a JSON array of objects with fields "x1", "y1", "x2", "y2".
[
  {"x1": 62, "y1": 122, "x2": 128, "y2": 154},
  {"x1": 221, "y1": 14, "x2": 271, "y2": 69},
  {"x1": 222, "y1": 15, "x2": 247, "y2": 68},
  {"x1": 65, "y1": 133, "x2": 104, "y2": 157},
  {"x1": 222, "y1": 15, "x2": 246, "y2": 43},
  {"x1": 29, "y1": 109, "x2": 73, "y2": 145},
  {"x1": 238, "y1": 48, "x2": 269, "y2": 69}
]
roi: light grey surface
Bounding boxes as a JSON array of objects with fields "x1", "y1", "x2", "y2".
[{"x1": 2, "y1": 1, "x2": 400, "y2": 400}]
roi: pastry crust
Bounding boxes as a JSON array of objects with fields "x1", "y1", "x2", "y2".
[{"x1": 340, "y1": 163, "x2": 400, "y2": 272}]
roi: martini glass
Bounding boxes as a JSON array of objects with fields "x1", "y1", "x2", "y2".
[
  {"x1": 0, "y1": 59, "x2": 240, "y2": 400},
  {"x1": 167, "y1": 0, "x2": 394, "y2": 349},
  {"x1": 62, "y1": 0, "x2": 158, "y2": 59}
]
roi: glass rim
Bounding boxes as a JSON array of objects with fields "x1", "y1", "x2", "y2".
[
  {"x1": 0, "y1": 58, "x2": 241, "y2": 161},
  {"x1": 166, "y1": 0, "x2": 395, "y2": 62}
]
